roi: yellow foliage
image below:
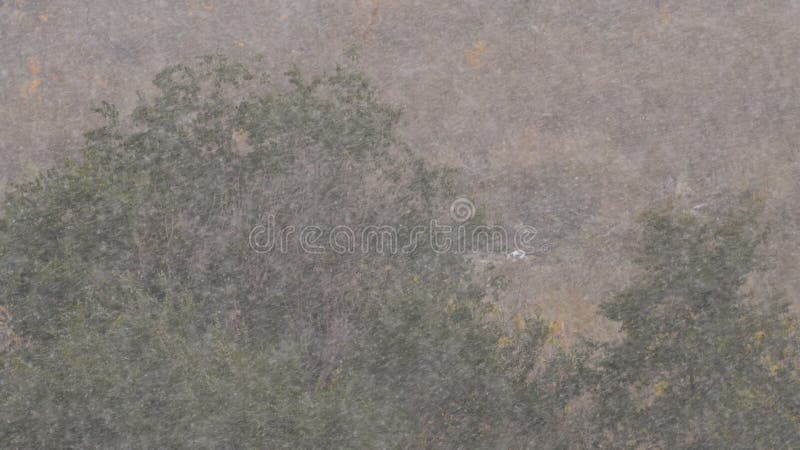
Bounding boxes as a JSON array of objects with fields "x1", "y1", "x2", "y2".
[
  {"x1": 497, "y1": 336, "x2": 513, "y2": 349},
  {"x1": 232, "y1": 128, "x2": 246, "y2": 143},
  {"x1": 29, "y1": 79, "x2": 41, "y2": 93},
  {"x1": 464, "y1": 40, "x2": 487, "y2": 68},
  {"x1": 513, "y1": 313, "x2": 526, "y2": 331},
  {"x1": 547, "y1": 319, "x2": 564, "y2": 344},
  {"x1": 654, "y1": 380, "x2": 669, "y2": 397},
  {"x1": 28, "y1": 57, "x2": 41, "y2": 76},
  {"x1": 661, "y1": 3, "x2": 672, "y2": 25}
]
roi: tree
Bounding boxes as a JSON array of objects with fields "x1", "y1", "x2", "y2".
[
  {"x1": 0, "y1": 57, "x2": 573, "y2": 448},
  {"x1": 593, "y1": 195, "x2": 800, "y2": 448}
]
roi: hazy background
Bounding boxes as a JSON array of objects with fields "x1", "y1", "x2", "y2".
[{"x1": 3, "y1": 0, "x2": 799, "y2": 339}]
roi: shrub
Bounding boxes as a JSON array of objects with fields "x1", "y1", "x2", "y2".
[{"x1": 0, "y1": 57, "x2": 572, "y2": 448}]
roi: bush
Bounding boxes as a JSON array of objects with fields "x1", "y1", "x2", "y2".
[
  {"x1": 0, "y1": 57, "x2": 573, "y2": 448},
  {"x1": 593, "y1": 196, "x2": 800, "y2": 448}
]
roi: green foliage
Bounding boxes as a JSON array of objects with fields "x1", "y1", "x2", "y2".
[
  {"x1": 3, "y1": 56, "x2": 799, "y2": 448},
  {"x1": 0, "y1": 56, "x2": 444, "y2": 342},
  {"x1": 594, "y1": 195, "x2": 800, "y2": 448},
  {"x1": 1, "y1": 283, "x2": 576, "y2": 448},
  {"x1": 1, "y1": 293, "x2": 351, "y2": 448},
  {"x1": 346, "y1": 283, "x2": 574, "y2": 448},
  {"x1": 0, "y1": 57, "x2": 574, "y2": 448}
]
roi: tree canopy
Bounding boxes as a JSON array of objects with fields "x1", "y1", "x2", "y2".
[
  {"x1": 0, "y1": 57, "x2": 576, "y2": 448},
  {"x1": 594, "y1": 197, "x2": 800, "y2": 448},
  {"x1": 1, "y1": 57, "x2": 798, "y2": 448}
]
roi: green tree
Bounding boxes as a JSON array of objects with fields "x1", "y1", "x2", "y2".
[
  {"x1": 593, "y1": 196, "x2": 800, "y2": 448},
  {"x1": 0, "y1": 57, "x2": 447, "y2": 344},
  {"x1": 0, "y1": 57, "x2": 575, "y2": 448}
]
